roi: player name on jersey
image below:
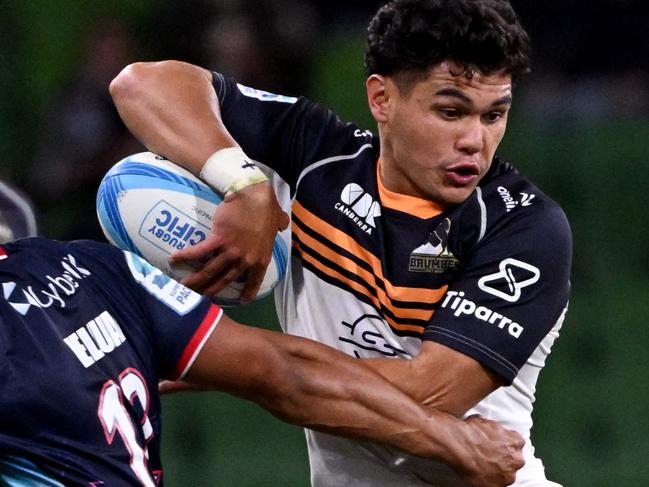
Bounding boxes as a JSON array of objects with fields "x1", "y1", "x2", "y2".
[{"x1": 63, "y1": 311, "x2": 127, "y2": 368}]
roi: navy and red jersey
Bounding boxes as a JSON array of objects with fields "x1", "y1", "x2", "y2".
[
  {"x1": 0, "y1": 238, "x2": 221, "y2": 486},
  {"x1": 211, "y1": 73, "x2": 572, "y2": 485}
]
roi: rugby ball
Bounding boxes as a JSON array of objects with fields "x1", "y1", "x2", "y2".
[{"x1": 96, "y1": 151, "x2": 288, "y2": 306}]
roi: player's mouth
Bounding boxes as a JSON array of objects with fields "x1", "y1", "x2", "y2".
[{"x1": 445, "y1": 162, "x2": 481, "y2": 186}]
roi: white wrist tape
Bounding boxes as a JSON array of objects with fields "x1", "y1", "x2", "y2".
[{"x1": 200, "y1": 147, "x2": 268, "y2": 195}]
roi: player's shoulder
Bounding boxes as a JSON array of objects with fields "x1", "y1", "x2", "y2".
[
  {"x1": 63, "y1": 238, "x2": 124, "y2": 258},
  {"x1": 0, "y1": 238, "x2": 129, "y2": 291},
  {"x1": 293, "y1": 95, "x2": 377, "y2": 157},
  {"x1": 478, "y1": 158, "x2": 570, "y2": 231},
  {"x1": 450, "y1": 158, "x2": 572, "y2": 259},
  {"x1": 217, "y1": 71, "x2": 376, "y2": 152},
  {"x1": 1, "y1": 237, "x2": 72, "y2": 264},
  {"x1": 15, "y1": 238, "x2": 130, "y2": 276},
  {"x1": 4, "y1": 237, "x2": 119, "y2": 255}
]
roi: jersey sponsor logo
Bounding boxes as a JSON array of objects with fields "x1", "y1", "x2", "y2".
[
  {"x1": 353, "y1": 128, "x2": 373, "y2": 139},
  {"x1": 409, "y1": 218, "x2": 459, "y2": 273},
  {"x1": 124, "y1": 252, "x2": 202, "y2": 315},
  {"x1": 236, "y1": 83, "x2": 298, "y2": 104},
  {"x1": 141, "y1": 201, "x2": 208, "y2": 252},
  {"x1": 441, "y1": 290, "x2": 524, "y2": 338},
  {"x1": 478, "y1": 258, "x2": 540, "y2": 303},
  {"x1": 2, "y1": 253, "x2": 91, "y2": 315},
  {"x1": 497, "y1": 186, "x2": 536, "y2": 212},
  {"x1": 339, "y1": 314, "x2": 408, "y2": 357},
  {"x1": 334, "y1": 183, "x2": 381, "y2": 235},
  {"x1": 63, "y1": 311, "x2": 126, "y2": 368},
  {"x1": 520, "y1": 192, "x2": 535, "y2": 206}
]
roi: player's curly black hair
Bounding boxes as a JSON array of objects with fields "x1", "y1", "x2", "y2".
[{"x1": 364, "y1": 0, "x2": 531, "y2": 86}]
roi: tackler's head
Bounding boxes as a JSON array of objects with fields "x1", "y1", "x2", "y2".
[{"x1": 0, "y1": 181, "x2": 38, "y2": 244}]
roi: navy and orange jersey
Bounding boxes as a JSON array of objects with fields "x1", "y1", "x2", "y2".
[
  {"x1": 0, "y1": 238, "x2": 222, "y2": 486},
  {"x1": 213, "y1": 74, "x2": 572, "y2": 485},
  {"x1": 213, "y1": 72, "x2": 571, "y2": 382}
]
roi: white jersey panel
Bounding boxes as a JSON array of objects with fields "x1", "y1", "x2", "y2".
[
  {"x1": 275, "y1": 257, "x2": 566, "y2": 486},
  {"x1": 277, "y1": 263, "x2": 422, "y2": 358}
]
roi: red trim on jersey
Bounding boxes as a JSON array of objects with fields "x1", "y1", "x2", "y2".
[
  {"x1": 173, "y1": 304, "x2": 223, "y2": 380},
  {"x1": 0, "y1": 247, "x2": 7, "y2": 260}
]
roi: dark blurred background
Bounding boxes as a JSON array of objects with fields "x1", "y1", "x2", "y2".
[{"x1": 1, "y1": 1, "x2": 648, "y2": 485}]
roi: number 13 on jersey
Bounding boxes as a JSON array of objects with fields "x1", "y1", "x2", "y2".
[{"x1": 98, "y1": 368, "x2": 157, "y2": 486}]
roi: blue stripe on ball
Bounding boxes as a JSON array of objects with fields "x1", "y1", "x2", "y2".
[
  {"x1": 106, "y1": 163, "x2": 223, "y2": 205},
  {"x1": 97, "y1": 177, "x2": 140, "y2": 255},
  {"x1": 272, "y1": 235, "x2": 288, "y2": 281}
]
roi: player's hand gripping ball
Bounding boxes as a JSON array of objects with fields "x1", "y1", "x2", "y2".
[{"x1": 97, "y1": 151, "x2": 288, "y2": 306}]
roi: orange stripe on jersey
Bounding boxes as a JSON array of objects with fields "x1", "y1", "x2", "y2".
[
  {"x1": 376, "y1": 159, "x2": 445, "y2": 219},
  {"x1": 292, "y1": 222, "x2": 435, "y2": 321},
  {"x1": 293, "y1": 239, "x2": 426, "y2": 334},
  {"x1": 292, "y1": 201, "x2": 447, "y2": 304}
]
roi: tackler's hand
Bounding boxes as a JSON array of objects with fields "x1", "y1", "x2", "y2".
[
  {"x1": 453, "y1": 415, "x2": 525, "y2": 487},
  {"x1": 170, "y1": 182, "x2": 288, "y2": 302}
]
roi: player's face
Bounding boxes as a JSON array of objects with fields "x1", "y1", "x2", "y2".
[{"x1": 370, "y1": 61, "x2": 512, "y2": 207}]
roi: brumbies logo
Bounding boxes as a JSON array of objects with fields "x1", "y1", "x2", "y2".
[{"x1": 409, "y1": 218, "x2": 459, "y2": 273}]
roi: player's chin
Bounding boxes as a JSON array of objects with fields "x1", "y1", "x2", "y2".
[{"x1": 439, "y1": 186, "x2": 476, "y2": 206}]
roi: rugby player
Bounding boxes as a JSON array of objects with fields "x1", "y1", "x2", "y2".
[
  {"x1": 0, "y1": 187, "x2": 522, "y2": 485},
  {"x1": 110, "y1": 0, "x2": 571, "y2": 485}
]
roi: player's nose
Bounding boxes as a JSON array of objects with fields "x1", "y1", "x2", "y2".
[{"x1": 455, "y1": 118, "x2": 484, "y2": 155}]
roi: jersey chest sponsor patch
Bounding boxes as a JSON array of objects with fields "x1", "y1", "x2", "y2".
[
  {"x1": 333, "y1": 183, "x2": 381, "y2": 236},
  {"x1": 2, "y1": 253, "x2": 91, "y2": 315}
]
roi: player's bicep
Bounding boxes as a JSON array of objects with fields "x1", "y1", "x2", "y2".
[
  {"x1": 411, "y1": 341, "x2": 504, "y2": 417},
  {"x1": 425, "y1": 203, "x2": 572, "y2": 385},
  {"x1": 184, "y1": 316, "x2": 288, "y2": 400},
  {"x1": 363, "y1": 341, "x2": 503, "y2": 418}
]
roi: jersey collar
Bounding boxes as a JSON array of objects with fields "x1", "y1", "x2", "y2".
[{"x1": 376, "y1": 160, "x2": 445, "y2": 219}]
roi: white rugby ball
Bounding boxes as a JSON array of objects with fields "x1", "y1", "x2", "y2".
[{"x1": 96, "y1": 151, "x2": 288, "y2": 306}]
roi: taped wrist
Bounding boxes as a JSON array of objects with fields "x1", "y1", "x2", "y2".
[{"x1": 200, "y1": 147, "x2": 268, "y2": 195}]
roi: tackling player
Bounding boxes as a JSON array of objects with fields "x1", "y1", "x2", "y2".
[
  {"x1": 110, "y1": 0, "x2": 571, "y2": 485},
  {"x1": 0, "y1": 189, "x2": 522, "y2": 485}
]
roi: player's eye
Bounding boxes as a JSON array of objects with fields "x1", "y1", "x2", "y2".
[
  {"x1": 437, "y1": 108, "x2": 461, "y2": 120},
  {"x1": 484, "y1": 111, "x2": 505, "y2": 123}
]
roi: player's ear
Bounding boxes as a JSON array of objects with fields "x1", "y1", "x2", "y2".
[{"x1": 366, "y1": 75, "x2": 391, "y2": 123}]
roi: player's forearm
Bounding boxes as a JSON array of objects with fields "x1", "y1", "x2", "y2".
[
  {"x1": 360, "y1": 356, "x2": 462, "y2": 412},
  {"x1": 228, "y1": 346, "x2": 523, "y2": 487},
  {"x1": 258, "y1": 338, "x2": 466, "y2": 465},
  {"x1": 109, "y1": 60, "x2": 237, "y2": 172},
  {"x1": 186, "y1": 319, "x2": 466, "y2": 466}
]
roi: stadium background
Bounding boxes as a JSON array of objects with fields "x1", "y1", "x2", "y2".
[{"x1": 1, "y1": 1, "x2": 648, "y2": 485}]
